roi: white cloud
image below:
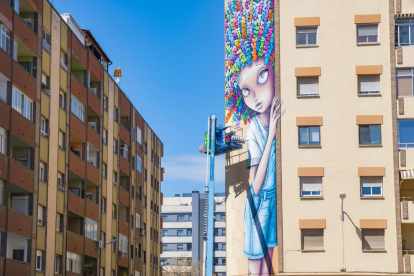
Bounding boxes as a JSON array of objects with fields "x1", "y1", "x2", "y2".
[{"x1": 162, "y1": 154, "x2": 225, "y2": 184}]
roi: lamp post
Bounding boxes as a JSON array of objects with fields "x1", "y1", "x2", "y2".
[
  {"x1": 339, "y1": 192, "x2": 346, "y2": 221},
  {"x1": 105, "y1": 239, "x2": 118, "y2": 246}
]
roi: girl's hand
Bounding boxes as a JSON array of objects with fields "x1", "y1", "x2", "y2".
[{"x1": 268, "y1": 94, "x2": 285, "y2": 139}]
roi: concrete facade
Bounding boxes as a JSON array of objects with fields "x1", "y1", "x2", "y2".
[
  {"x1": 225, "y1": 0, "x2": 414, "y2": 275},
  {"x1": 0, "y1": 1, "x2": 164, "y2": 275},
  {"x1": 161, "y1": 192, "x2": 226, "y2": 276}
]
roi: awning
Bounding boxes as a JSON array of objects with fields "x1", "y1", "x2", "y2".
[{"x1": 401, "y1": 170, "x2": 414, "y2": 180}]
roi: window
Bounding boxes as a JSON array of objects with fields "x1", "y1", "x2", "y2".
[
  {"x1": 71, "y1": 94, "x2": 84, "y2": 122},
  {"x1": 114, "y1": 108, "x2": 118, "y2": 121},
  {"x1": 36, "y1": 250, "x2": 43, "y2": 270},
  {"x1": 362, "y1": 229, "x2": 385, "y2": 251},
  {"x1": 0, "y1": 179, "x2": 4, "y2": 205},
  {"x1": 12, "y1": 246, "x2": 25, "y2": 261},
  {"x1": 299, "y1": 126, "x2": 320, "y2": 146},
  {"x1": 0, "y1": 126, "x2": 7, "y2": 155},
  {"x1": 396, "y1": 19, "x2": 414, "y2": 46},
  {"x1": 55, "y1": 255, "x2": 61, "y2": 274},
  {"x1": 120, "y1": 144, "x2": 128, "y2": 160},
  {"x1": 61, "y1": 51, "x2": 68, "y2": 71},
  {"x1": 103, "y1": 97, "x2": 108, "y2": 110},
  {"x1": 300, "y1": 177, "x2": 322, "y2": 197},
  {"x1": 13, "y1": 39, "x2": 17, "y2": 61},
  {"x1": 361, "y1": 176, "x2": 383, "y2": 197},
  {"x1": 14, "y1": 0, "x2": 19, "y2": 14},
  {"x1": 397, "y1": 68, "x2": 414, "y2": 97},
  {"x1": 296, "y1": 27, "x2": 317, "y2": 46},
  {"x1": 12, "y1": 86, "x2": 33, "y2": 121},
  {"x1": 177, "y1": 230, "x2": 184, "y2": 236},
  {"x1": 113, "y1": 171, "x2": 118, "y2": 185},
  {"x1": 85, "y1": 217, "x2": 98, "y2": 240},
  {"x1": 357, "y1": 24, "x2": 379, "y2": 44},
  {"x1": 162, "y1": 230, "x2": 167, "y2": 237},
  {"x1": 301, "y1": 229, "x2": 324, "y2": 251},
  {"x1": 103, "y1": 129, "x2": 107, "y2": 144},
  {"x1": 43, "y1": 29, "x2": 51, "y2": 52},
  {"x1": 113, "y1": 140, "x2": 117, "y2": 153},
  {"x1": 358, "y1": 75, "x2": 380, "y2": 95},
  {"x1": 137, "y1": 155, "x2": 142, "y2": 173},
  {"x1": 177, "y1": 215, "x2": 185, "y2": 222},
  {"x1": 177, "y1": 244, "x2": 184, "y2": 251},
  {"x1": 57, "y1": 172, "x2": 63, "y2": 188},
  {"x1": 38, "y1": 205, "x2": 44, "y2": 225},
  {"x1": 67, "y1": 251, "x2": 82, "y2": 273},
  {"x1": 39, "y1": 162, "x2": 46, "y2": 182},
  {"x1": 297, "y1": 77, "x2": 318, "y2": 97},
  {"x1": 0, "y1": 25, "x2": 10, "y2": 54},
  {"x1": 101, "y1": 197, "x2": 106, "y2": 213},
  {"x1": 359, "y1": 125, "x2": 381, "y2": 145},
  {"x1": 136, "y1": 214, "x2": 140, "y2": 228},
  {"x1": 56, "y1": 213, "x2": 62, "y2": 232},
  {"x1": 102, "y1": 163, "x2": 107, "y2": 178},
  {"x1": 398, "y1": 120, "x2": 414, "y2": 149},
  {"x1": 187, "y1": 229, "x2": 192, "y2": 236},
  {"x1": 111, "y1": 236, "x2": 116, "y2": 252},
  {"x1": 58, "y1": 131, "x2": 64, "y2": 149},
  {"x1": 119, "y1": 234, "x2": 128, "y2": 253},
  {"x1": 40, "y1": 117, "x2": 48, "y2": 137},
  {"x1": 86, "y1": 193, "x2": 94, "y2": 202},
  {"x1": 137, "y1": 127, "x2": 142, "y2": 144},
  {"x1": 59, "y1": 91, "x2": 65, "y2": 109}
]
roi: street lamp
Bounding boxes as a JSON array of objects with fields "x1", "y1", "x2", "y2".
[
  {"x1": 105, "y1": 239, "x2": 118, "y2": 246},
  {"x1": 339, "y1": 192, "x2": 346, "y2": 221}
]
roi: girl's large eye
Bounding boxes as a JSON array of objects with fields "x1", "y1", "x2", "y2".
[
  {"x1": 257, "y1": 69, "x2": 269, "y2": 85},
  {"x1": 242, "y1": 88, "x2": 250, "y2": 97}
]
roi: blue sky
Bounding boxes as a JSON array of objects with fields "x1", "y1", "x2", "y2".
[{"x1": 53, "y1": 0, "x2": 226, "y2": 196}]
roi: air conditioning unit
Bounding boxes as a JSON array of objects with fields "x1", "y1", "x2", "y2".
[
  {"x1": 161, "y1": 167, "x2": 165, "y2": 173},
  {"x1": 118, "y1": 251, "x2": 124, "y2": 258},
  {"x1": 140, "y1": 229, "x2": 146, "y2": 236},
  {"x1": 95, "y1": 240, "x2": 104, "y2": 248}
]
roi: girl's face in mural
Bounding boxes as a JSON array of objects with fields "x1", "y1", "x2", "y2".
[{"x1": 239, "y1": 57, "x2": 275, "y2": 114}]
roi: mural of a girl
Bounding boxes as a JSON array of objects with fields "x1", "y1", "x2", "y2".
[{"x1": 225, "y1": 0, "x2": 284, "y2": 275}]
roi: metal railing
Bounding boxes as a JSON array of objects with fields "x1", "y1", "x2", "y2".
[{"x1": 399, "y1": 143, "x2": 414, "y2": 149}]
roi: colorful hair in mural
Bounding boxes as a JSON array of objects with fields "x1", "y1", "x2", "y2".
[{"x1": 225, "y1": 0, "x2": 275, "y2": 125}]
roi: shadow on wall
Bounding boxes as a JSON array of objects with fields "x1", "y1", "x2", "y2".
[{"x1": 225, "y1": 151, "x2": 250, "y2": 199}]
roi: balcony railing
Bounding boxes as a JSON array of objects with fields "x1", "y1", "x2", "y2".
[{"x1": 400, "y1": 143, "x2": 414, "y2": 149}]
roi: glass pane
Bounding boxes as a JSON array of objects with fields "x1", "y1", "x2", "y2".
[
  {"x1": 368, "y1": 35, "x2": 378, "y2": 43},
  {"x1": 299, "y1": 127, "x2": 309, "y2": 145},
  {"x1": 359, "y1": 126, "x2": 370, "y2": 144},
  {"x1": 312, "y1": 191, "x2": 321, "y2": 195},
  {"x1": 357, "y1": 35, "x2": 367, "y2": 43},
  {"x1": 301, "y1": 191, "x2": 311, "y2": 196},
  {"x1": 309, "y1": 127, "x2": 320, "y2": 145},
  {"x1": 362, "y1": 187, "x2": 371, "y2": 196},
  {"x1": 370, "y1": 125, "x2": 381, "y2": 144},
  {"x1": 297, "y1": 33, "x2": 307, "y2": 45},
  {"x1": 398, "y1": 120, "x2": 414, "y2": 147},
  {"x1": 411, "y1": 25, "x2": 414, "y2": 45},
  {"x1": 372, "y1": 187, "x2": 382, "y2": 195},
  {"x1": 308, "y1": 33, "x2": 317, "y2": 45},
  {"x1": 399, "y1": 25, "x2": 410, "y2": 45}
]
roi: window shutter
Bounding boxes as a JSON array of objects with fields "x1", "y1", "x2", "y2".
[
  {"x1": 301, "y1": 229, "x2": 324, "y2": 250},
  {"x1": 362, "y1": 229, "x2": 384, "y2": 250},
  {"x1": 361, "y1": 176, "x2": 382, "y2": 188},
  {"x1": 301, "y1": 177, "x2": 322, "y2": 192},
  {"x1": 397, "y1": 76, "x2": 413, "y2": 97},
  {"x1": 358, "y1": 75, "x2": 380, "y2": 93},
  {"x1": 358, "y1": 25, "x2": 377, "y2": 36},
  {"x1": 297, "y1": 77, "x2": 319, "y2": 96}
]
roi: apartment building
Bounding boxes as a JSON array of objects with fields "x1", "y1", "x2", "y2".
[
  {"x1": 160, "y1": 192, "x2": 226, "y2": 276},
  {"x1": 0, "y1": 1, "x2": 163, "y2": 275},
  {"x1": 225, "y1": 0, "x2": 414, "y2": 275}
]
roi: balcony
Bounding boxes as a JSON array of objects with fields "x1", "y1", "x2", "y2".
[
  {"x1": 9, "y1": 158, "x2": 33, "y2": 192},
  {"x1": 402, "y1": 200, "x2": 414, "y2": 224},
  {"x1": 88, "y1": 89, "x2": 101, "y2": 116},
  {"x1": 7, "y1": 209, "x2": 32, "y2": 238},
  {"x1": 69, "y1": 152, "x2": 85, "y2": 179},
  {"x1": 14, "y1": 12, "x2": 37, "y2": 56},
  {"x1": 11, "y1": 110, "x2": 35, "y2": 146},
  {"x1": 71, "y1": 73, "x2": 87, "y2": 106},
  {"x1": 88, "y1": 70, "x2": 101, "y2": 100},
  {"x1": 5, "y1": 258, "x2": 30, "y2": 276},
  {"x1": 119, "y1": 185, "x2": 130, "y2": 207},
  {"x1": 68, "y1": 210, "x2": 84, "y2": 236},
  {"x1": 119, "y1": 202, "x2": 129, "y2": 223}
]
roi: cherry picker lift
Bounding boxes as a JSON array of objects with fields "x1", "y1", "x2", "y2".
[{"x1": 199, "y1": 115, "x2": 244, "y2": 276}]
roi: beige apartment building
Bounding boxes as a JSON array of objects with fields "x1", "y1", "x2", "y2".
[
  {"x1": 0, "y1": 0, "x2": 163, "y2": 275},
  {"x1": 226, "y1": 0, "x2": 414, "y2": 275}
]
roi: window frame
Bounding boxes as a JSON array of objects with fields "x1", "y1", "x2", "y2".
[
  {"x1": 358, "y1": 75, "x2": 380, "y2": 95},
  {"x1": 0, "y1": 126, "x2": 7, "y2": 155},
  {"x1": 396, "y1": 19, "x2": 414, "y2": 47},
  {"x1": 362, "y1": 228, "x2": 385, "y2": 251},
  {"x1": 297, "y1": 76, "x2": 319, "y2": 97},
  {"x1": 356, "y1": 23, "x2": 379, "y2": 44},
  {"x1": 70, "y1": 94, "x2": 85, "y2": 122},
  {"x1": 36, "y1": 250, "x2": 43, "y2": 271},
  {"x1": 296, "y1": 26, "x2": 318, "y2": 47},
  {"x1": 301, "y1": 228, "x2": 324, "y2": 251},
  {"x1": 0, "y1": 25, "x2": 11, "y2": 54},
  {"x1": 298, "y1": 126, "x2": 321, "y2": 146},
  {"x1": 360, "y1": 176, "x2": 383, "y2": 197},
  {"x1": 397, "y1": 68, "x2": 414, "y2": 97},
  {"x1": 42, "y1": 29, "x2": 51, "y2": 52},
  {"x1": 359, "y1": 124, "x2": 381, "y2": 145},
  {"x1": 12, "y1": 86, "x2": 33, "y2": 122},
  {"x1": 300, "y1": 176, "x2": 323, "y2": 198}
]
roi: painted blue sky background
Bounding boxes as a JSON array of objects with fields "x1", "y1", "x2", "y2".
[{"x1": 53, "y1": 0, "x2": 225, "y2": 196}]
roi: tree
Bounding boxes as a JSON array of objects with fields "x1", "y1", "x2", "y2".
[{"x1": 162, "y1": 257, "x2": 204, "y2": 276}]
